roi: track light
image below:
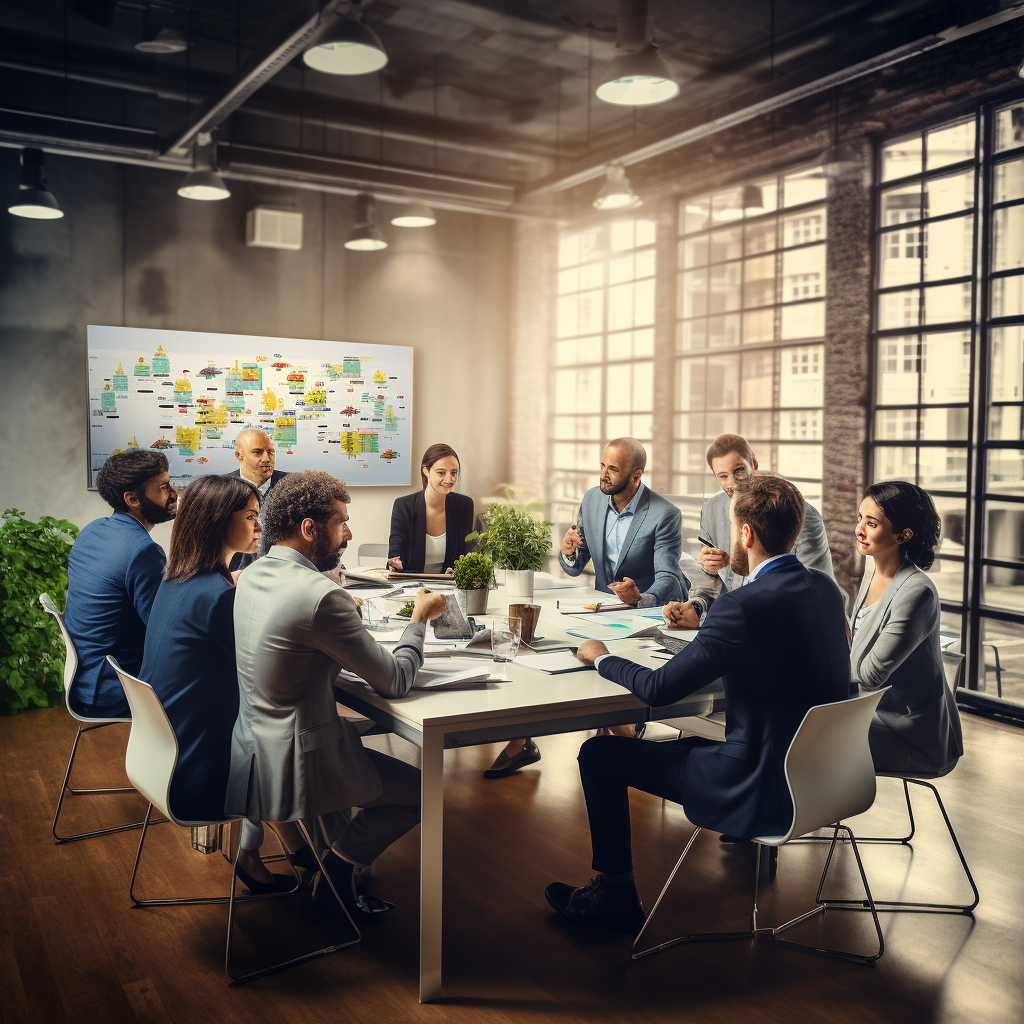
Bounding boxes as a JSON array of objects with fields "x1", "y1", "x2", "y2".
[
  {"x1": 303, "y1": 13, "x2": 387, "y2": 75},
  {"x1": 596, "y1": 0, "x2": 678, "y2": 107},
  {"x1": 8, "y1": 148, "x2": 64, "y2": 220},
  {"x1": 177, "y1": 132, "x2": 230, "y2": 200},
  {"x1": 391, "y1": 202, "x2": 436, "y2": 227},
  {"x1": 593, "y1": 164, "x2": 642, "y2": 211},
  {"x1": 345, "y1": 194, "x2": 387, "y2": 251}
]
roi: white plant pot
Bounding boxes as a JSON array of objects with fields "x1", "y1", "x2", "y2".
[
  {"x1": 455, "y1": 587, "x2": 488, "y2": 616},
  {"x1": 504, "y1": 569, "x2": 535, "y2": 601}
]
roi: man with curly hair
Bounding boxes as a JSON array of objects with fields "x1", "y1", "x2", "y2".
[{"x1": 226, "y1": 470, "x2": 446, "y2": 918}]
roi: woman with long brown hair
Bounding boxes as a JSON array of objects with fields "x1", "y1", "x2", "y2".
[{"x1": 387, "y1": 442, "x2": 474, "y2": 573}]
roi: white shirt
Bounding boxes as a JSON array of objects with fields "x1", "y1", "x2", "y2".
[{"x1": 423, "y1": 532, "x2": 446, "y2": 574}]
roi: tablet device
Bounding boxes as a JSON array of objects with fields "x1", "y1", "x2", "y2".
[{"x1": 431, "y1": 593, "x2": 475, "y2": 640}]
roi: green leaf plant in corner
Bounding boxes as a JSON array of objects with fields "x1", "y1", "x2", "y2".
[
  {"x1": 0, "y1": 508, "x2": 79, "y2": 715},
  {"x1": 465, "y1": 486, "x2": 553, "y2": 572}
]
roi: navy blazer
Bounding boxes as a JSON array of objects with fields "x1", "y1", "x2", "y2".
[
  {"x1": 597, "y1": 556, "x2": 852, "y2": 839},
  {"x1": 388, "y1": 490, "x2": 475, "y2": 573},
  {"x1": 226, "y1": 469, "x2": 287, "y2": 573},
  {"x1": 140, "y1": 572, "x2": 239, "y2": 822}
]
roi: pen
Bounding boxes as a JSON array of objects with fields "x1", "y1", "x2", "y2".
[{"x1": 697, "y1": 534, "x2": 716, "y2": 548}]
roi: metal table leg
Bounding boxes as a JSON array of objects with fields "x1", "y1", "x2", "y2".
[{"x1": 419, "y1": 726, "x2": 444, "y2": 1003}]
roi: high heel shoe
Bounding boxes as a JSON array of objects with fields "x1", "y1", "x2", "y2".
[{"x1": 233, "y1": 861, "x2": 297, "y2": 895}]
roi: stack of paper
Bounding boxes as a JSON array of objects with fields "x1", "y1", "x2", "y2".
[{"x1": 514, "y1": 652, "x2": 592, "y2": 674}]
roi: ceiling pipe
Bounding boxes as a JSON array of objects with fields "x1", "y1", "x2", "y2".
[{"x1": 521, "y1": 3, "x2": 1024, "y2": 198}]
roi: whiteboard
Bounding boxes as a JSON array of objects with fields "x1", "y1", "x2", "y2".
[{"x1": 86, "y1": 326, "x2": 413, "y2": 488}]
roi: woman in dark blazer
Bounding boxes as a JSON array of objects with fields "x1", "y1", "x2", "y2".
[
  {"x1": 140, "y1": 474, "x2": 299, "y2": 894},
  {"x1": 388, "y1": 443, "x2": 474, "y2": 573},
  {"x1": 850, "y1": 480, "x2": 963, "y2": 776}
]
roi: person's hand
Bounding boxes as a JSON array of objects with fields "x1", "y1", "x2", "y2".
[
  {"x1": 561, "y1": 526, "x2": 583, "y2": 558},
  {"x1": 609, "y1": 577, "x2": 642, "y2": 606},
  {"x1": 663, "y1": 601, "x2": 699, "y2": 629},
  {"x1": 576, "y1": 639, "x2": 609, "y2": 666},
  {"x1": 699, "y1": 544, "x2": 728, "y2": 575},
  {"x1": 411, "y1": 588, "x2": 447, "y2": 623},
  {"x1": 387, "y1": 557, "x2": 403, "y2": 571}
]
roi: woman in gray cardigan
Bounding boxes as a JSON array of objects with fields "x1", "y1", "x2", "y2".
[{"x1": 850, "y1": 481, "x2": 963, "y2": 776}]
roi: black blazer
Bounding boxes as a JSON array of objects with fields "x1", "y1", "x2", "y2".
[
  {"x1": 598, "y1": 556, "x2": 853, "y2": 840},
  {"x1": 388, "y1": 490, "x2": 475, "y2": 573},
  {"x1": 225, "y1": 469, "x2": 287, "y2": 573}
]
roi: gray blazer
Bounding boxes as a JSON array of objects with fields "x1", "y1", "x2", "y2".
[
  {"x1": 850, "y1": 558, "x2": 963, "y2": 777},
  {"x1": 226, "y1": 545, "x2": 426, "y2": 823},
  {"x1": 682, "y1": 488, "x2": 835, "y2": 606},
  {"x1": 558, "y1": 484, "x2": 686, "y2": 606}
]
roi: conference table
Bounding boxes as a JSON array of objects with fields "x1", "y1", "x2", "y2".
[{"x1": 333, "y1": 572, "x2": 722, "y2": 1003}]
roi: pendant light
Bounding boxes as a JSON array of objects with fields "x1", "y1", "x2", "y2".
[
  {"x1": 8, "y1": 148, "x2": 64, "y2": 219},
  {"x1": 742, "y1": 184, "x2": 765, "y2": 212},
  {"x1": 596, "y1": 0, "x2": 678, "y2": 107},
  {"x1": 345, "y1": 194, "x2": 387, "y2": 250},
  {"x1": 593, "y1": 164, "x2": 642, "y2": 211},
  {"x1": 303, "y1": 12, "x2": 387, "y2": 75},
  {"x1": 177, "y1": 132, "x2": 230, "y2": 200},
  {"x1": 391, "y1": 201, "x2": 436, "y2": 227}
]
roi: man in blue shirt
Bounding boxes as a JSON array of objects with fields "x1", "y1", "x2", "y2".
[{"x1": 64, "y1": 450, "x2": 177, "y2": 717}]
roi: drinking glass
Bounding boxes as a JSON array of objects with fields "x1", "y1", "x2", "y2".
[
  {"x1": 490, "y1": 616, "x2": 522, "y2": 678},
  {"x1": 362, "y1": 597, "x2": 404, "y2": 632}
]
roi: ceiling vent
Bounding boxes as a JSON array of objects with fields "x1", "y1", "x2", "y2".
[{"x1": 246, "y1": 207, "x2": 304, "y2": 250}]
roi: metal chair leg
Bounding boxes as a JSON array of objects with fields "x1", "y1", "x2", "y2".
[
  {"x1": 53, "y1": 723, "x2": 148, "y2": 844},
  {"x1": 225, "y1": 820, "x2": 361, "y2": 986}
]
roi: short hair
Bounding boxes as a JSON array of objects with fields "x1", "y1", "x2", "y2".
[
  {"x1": 864, "y1": 480, "x2": 941, "y2": 570},
  {"x1": 732, "y1": 475, "x2": 805, "y2": 557},
  {"x1": 706, "y1": 433, "x2": 755, "y2": 472},
  {"x1": 420, "y1": 443, "x2": 460, "y2": 489},
  {"x1": 605, "y1": 437, "x2": 647, "y2": 474},
  {"x1": 262, "y1": 470, "x2": 351, "y2": 544},
  {"x1": 96, "y1": 450, "x2": 169, "y2": 514},
  {"x1": 165, "y1": 475, "x2": 260, "y2": 583}
]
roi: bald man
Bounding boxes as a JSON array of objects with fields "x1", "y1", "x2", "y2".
[{"x1": 225, "y1": 428, "x2": 287, "y2": 572}]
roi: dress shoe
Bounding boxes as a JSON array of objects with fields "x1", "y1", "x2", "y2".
[
  {"x1": 312, "y1": 852, "x2": 394, "y2": 917},
  {"x1": 483, "y1": 739, "x2": 541, "y2": 778},
  {"x1": 233, "y1": 862, "x2": 297, "y2": 895},
  {"x1": 544, "y1": 875, "x2": 645, "y2": 934}
]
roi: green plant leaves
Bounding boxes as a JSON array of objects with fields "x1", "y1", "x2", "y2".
[
  {"x1": 452, "y1": 551, "x2": 493, "y2": 590},
  {"x1": 472, "y1": 493, "x2": 553, "y2": 571}
]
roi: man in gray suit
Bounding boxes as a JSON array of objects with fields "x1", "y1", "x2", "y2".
[
  {"x1": 226, "y1": 470, "x2": 446, "y2": 917},
  {"x1": 667, "y1": 433, "x2": 834, "y2": 629},
  {"x1": 559, "y1": 438, "x2": 686, "y2": 607}
]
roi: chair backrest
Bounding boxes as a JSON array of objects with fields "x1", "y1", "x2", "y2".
[
  {"x1": 941, "y1": 650, "x2": 965, "y2": 696},
  {"x1": 38, "y1": 592, "x2": 79, "y2": 714},
  {"x1": 771, "y1": 689, "x2": 886, "y2": 844},
  {"x1": 106, "y1": 655, "x2": 181, "y2": 824},
  {"x1": 357, "y1": 542, "x2": 388, "y2": 565}
]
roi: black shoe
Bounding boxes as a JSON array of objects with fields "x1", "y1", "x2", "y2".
[
  {"x1": 719, "y1": 834, "x2": 750, "y2": 844},
  {"x1": 483, "y1": 739, "x2": 541, "y2": 778},
  {"x1": 633, "y1": 722, "x2": 647, "y2": 740},
  {"x1": 233, "y1": 862, "x2": 297, "y2": 895},
  {"x1": 544, "y1": 876, "x2": 645, "y2": 934},
  {"x1": 312, "y1": 853, "x2": 394, "y2": 918}
]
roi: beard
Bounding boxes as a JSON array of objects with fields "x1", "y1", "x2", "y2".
[
  {"x1": 310, "y1": 523, "x2": 347, "y2": 572},
  {"x1": 730, "y1": 533, "x2": 749, "y2": 577},
  {"x1": 600, "y1": 477, "x2": 629, "y2": 496},
  {"x1": 139, "y1": 493, "x2": 175, "y2": 525}
]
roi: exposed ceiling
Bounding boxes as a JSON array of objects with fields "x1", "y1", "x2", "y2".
[{"x1": 0, "y1": 0, "x2": 1018, "y2": 218}]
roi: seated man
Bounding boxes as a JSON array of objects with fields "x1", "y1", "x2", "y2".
[
  {"x1": 64, "y1": 450, "x2": 177, "y2": 717},
  {"x1": 545, "y1": 475, "x2": 852, "y2": 933},
  {"x1": 558, "y1": 437, "x2": 686, "y2": 608},
  {"x1": 670, "y1": 433, "x2": 835, "y2": 629},
  {"x1": 225, "y1": 427, "x2": 286, "y2": 572},
  {"x1": 226, "y1": 470, "x2": 446, "y2": 918}
]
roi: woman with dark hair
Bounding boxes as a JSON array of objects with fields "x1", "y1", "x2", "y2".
[
  {"x1": 850, "y1": 480, "x2": 963, "y2": 776},
  {"x1": 387, "y1": 443, "x2": 474, "y2": 573},
  {"x1": 140, "y1": 474, "x2": 303, "y2": 894}
]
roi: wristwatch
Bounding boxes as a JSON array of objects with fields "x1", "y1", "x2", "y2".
[{"x1": 690, "y1": 597, "x2": 708, "y2": 624}]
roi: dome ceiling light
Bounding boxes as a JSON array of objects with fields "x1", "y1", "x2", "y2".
[
  {"x1": 303, "y1": 12, "x2": 388, "y2": 75},
  {"x1": 345, "y1": 194, "x2": 388, "y2": 250},
  {"x1": 177, "y1": 132, "x2": 230, "y2": 201},
  {"x1": 8, "y1": 148, "x2": 64, "y2": 220},
  {"x1": 596, "y1": 0, "x2": 678, "y2": 107},
  {"x1": 593, "y1": 163, "x2": 642, "y2": 211}
]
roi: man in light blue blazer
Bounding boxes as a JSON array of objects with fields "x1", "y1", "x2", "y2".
[{"x1": 558, "y1": 438, "x2": 686, "y2": 607}]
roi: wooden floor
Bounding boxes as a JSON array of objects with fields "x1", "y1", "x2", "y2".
[{"x1": 1, "y1": 707, "x2": 1022, "y2": 1024}]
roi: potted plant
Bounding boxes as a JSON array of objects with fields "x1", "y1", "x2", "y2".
[
  {"x1": 0, "y1": 508, "x2": 79, "y2": 715},
  {"x1": 469, "y1": 489, "x2": 552, "y2": 601},
  {"x1": 451, "y1": 551, "x2": 493, "y2": 616}
]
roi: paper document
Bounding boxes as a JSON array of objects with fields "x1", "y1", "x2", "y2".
[
  {"x1": 557, "y1": 599, "x2": 633, "y2": 615},
  {"x1": 514, "y1": 652, "x2": 592, "y2": 674},
  {"x1": 411, "y1": 658, "x2": 493, "y2": 689}
]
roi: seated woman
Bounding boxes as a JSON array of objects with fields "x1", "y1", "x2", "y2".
[
  {"x1": 850, "y1": 480, "x2": 963, "y2": 776},
  {"x1": 140, "y1": 474, "x2": 311, "y2": 894},
  {"x1": 387, "y1": 443, "x2": 474, "y2": 573}
]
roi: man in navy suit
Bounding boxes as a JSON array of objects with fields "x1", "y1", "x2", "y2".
[
  {"x1": 544, "y1": 475, "x2": 851, "y2": 933},
  {"x1": 226, "y1": 427, "x2": 286, "y2": 572}
]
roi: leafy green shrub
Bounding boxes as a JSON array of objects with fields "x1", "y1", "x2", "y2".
[
  {"x1": 0, "y1": 508, "x2": 79, "y2": 715},
  {"x1": 452, "y1": 552, "x2": 493, "y2": 590},
  {"x1": 468, "y1": 489, "x2": 552, "y2": 571}
]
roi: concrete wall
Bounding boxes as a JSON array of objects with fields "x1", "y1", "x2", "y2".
[{"x1": 0, "y1": 153, "x2": 511, "y2": 554}]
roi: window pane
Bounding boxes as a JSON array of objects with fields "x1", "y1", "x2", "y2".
[
  {"x1": 924, "y1": 282, "x2": 971, "y2": 324},
  {"x1": 988, "y1": 448, "x2": 1024, "y2": 492},
  {"x1": 990, "y1": 326, "x2": 1024, "y2": 402},
  {"x1": 744, "y1": 219, "x2": 778, "y2": 256},
  {"x1": 880, "y1": 182, "x2": 921, "y2": 226},
  {"x1": 557, "y1": 289, "x2": 603, "y2": 338},
  {"x1": 558, "y1": 267, "x2": 579, "y2": 294},
  {"x1": 608, "y1": 278, "x2": 654, "y2": 330},
  {"x1": 743, "y1": 308, "x2": 774, "y2": 344},
  {"x1": 876, "y1": 408, "x2": 918, "y2": 441},
  {"x1": 925, "y1": 119, "x2": 974, "y2": 170},
  {"x1": 779, "y1": 344, "x2": 823, "y2": 407},
  {"x1": 740, "y1": 350, "x2": 774, "y2": 407},
  {"x1": 782, "y1": 244, "x2": 825, "y2": 301},
  {"x1": 984, "y1": 564, "x2": 1024, "y2": 612},
  {"x1": 608, "y1": 254, "x2": 634, "y2": 285},
  {"x1": 680, "y1": 197, "x2": 711, "y2": 234},
  {"x1": 554, "y1": 366, "x2": 603, "y2": 414},
  {"x1": 874, "y1": 446, "x2": 916, "y2": 481},
  {"x1": 993, "y1": 205, "x2": 1024, "y2": 271},
  {"x1": 923, "y1": 214, "x2": 973, "y2": 281},
  {"x1": 979, "y1": 620, "x2": 1024, "y2": 700},
  {"x1": 706, "y1": 314, "x2": 740, "y2": 349},
  {"x1": 921, "y1": 331, "x2": 971, "y2": 402},
  {"x1": 741, "y1": 410, "x2": 773, "y2": 440},
  {"x1": 920, "y1": 406, "x2": 969, "y2": 441},
  {"x1": 882, "y1": 134, "x2": 922, "y2": 181},
  {"x1": 708, "y1": 226, "x2": 743, "y2": 263},
  {"x1": 681, "y1": 236, "x2": 709, "y2": 268},
  {"x1": 991, "y1": 274, "x2": 1024, "y2": 318},
  {"x1": 710, "y1": 188, "x2": 743, "y2": 224},
  {"x1": 985, "y1": 501, "x2": 1024, "y2": 562},
  {"x1": 679, "y1": 268, "x2": 708, "y2": 318},
  {"x1": 994, "y1": 157, "x2": 1024, "y2": 202},
  {"x1": 919, "y1": 447, "x2": 968, "y2": 491},
  {"x1": 782, "y1": 209, "x2": 826, "y2": 247},
  {"x1": 924, "y1": 169, "x2": 974, "y2": 217},
  {"x1": 554, "y1": 414, "x2": 601, "y2": 441},
  {"x1": 553, "y1": 442, "x2": 601, "y2": 471},
  {"x1": 782, "y1": 170, "x2": 827, "y2": 206},
  {"x1": 780, "y1": 409, "x2": 822, "y2": 440},
  {"x1": 878, "y1": 289, "x2": 921, "y2": 329},
  {"x1": 994, "y1": 102, "x2": 1024, "y2": 153},
  {"x1": 677, "y1": 319, "x2": 706, "y2": 352},
  {"x1": 878, "y1": 226, "x2": 923, "y2": 288},
  {"x1": 555, "y1": 335, "x2": 601, "y2": 366},
  {"x1": 780, "y1": 300, "x2": 825, "y2": 339},
  {"x1": 929, "y1": 557, "x2": 964, "y2": 605},
  {"x1": 743, "y1": 254, "x2": 776, "y2": 308},
  {"x1": 876, "y1": 334, "x2": 920, "y2": 404},
  {"x1": 990, "y1": 404, "x2": 1024, "y2": 443},
  {"x1": 708, "y1": 261, "x2": 742, "y2": 314},
  {"x1": 777, "y1": 444, "x2": 823, "y2": 480}
]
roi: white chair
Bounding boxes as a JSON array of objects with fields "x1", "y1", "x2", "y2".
[
  {"x1": 632, "y1": 689, "x2": 886, "y2": 965},
  {"x1": 357, "y1": 542, "x2": 388, "y2": 565},
  {"x1": 108, "y1": 656, "x2": 361, "y2": 985},
  {"x1": 39, "y1": 592, "x2": 147, "y2": 844}
]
